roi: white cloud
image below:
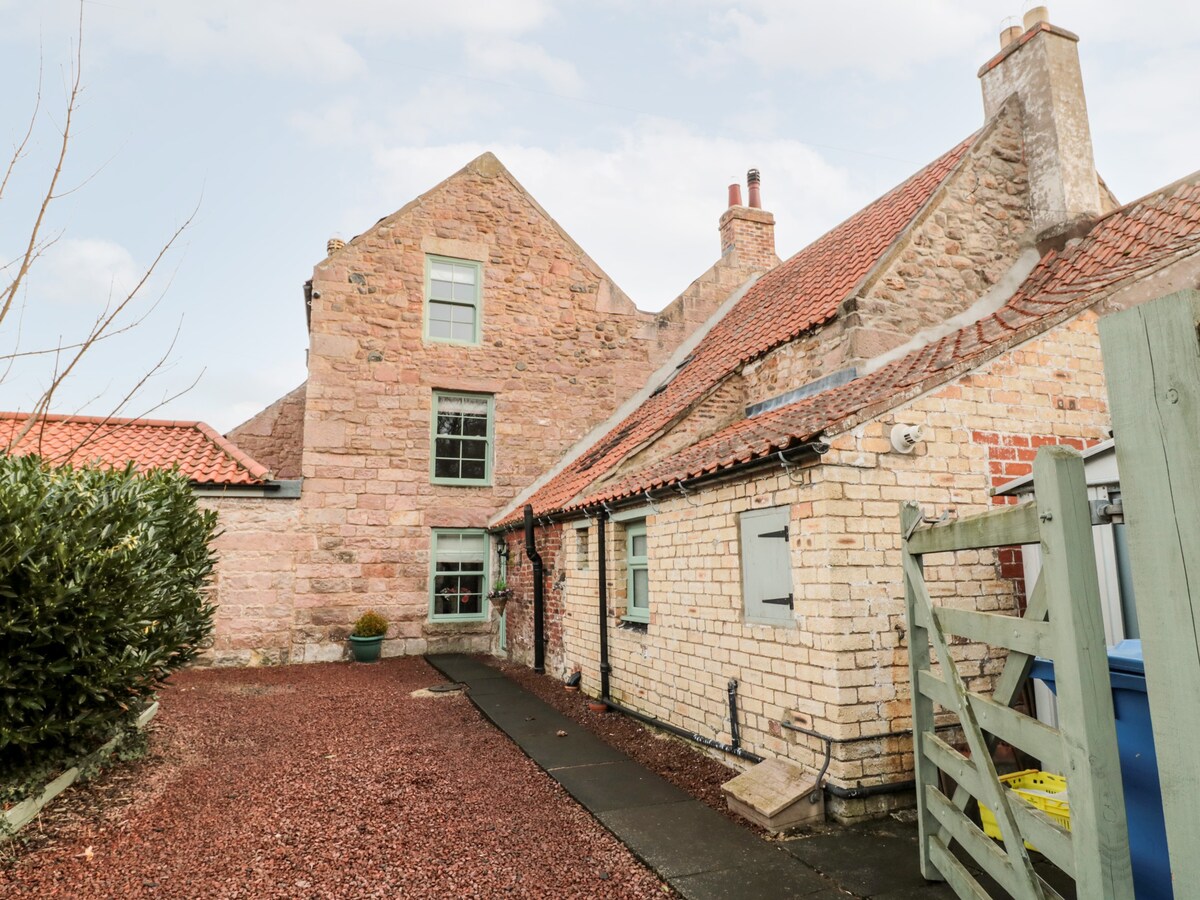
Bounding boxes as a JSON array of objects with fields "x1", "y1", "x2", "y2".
[
  {"x1": 465, "y1": 37, "x2": 583, "y2": 95},
  {"x1": 24, "y1": 238, "x2": 143, "y2": 309},
  {"x1": 680, "y1": 0, "x2": 991, "y2": 77},
  {"x1": 366, "y1": 121, "x2": 870, "y2": 310},
  {"x1": 10, "y1": 0, "x2": 562, "y2": 83}
]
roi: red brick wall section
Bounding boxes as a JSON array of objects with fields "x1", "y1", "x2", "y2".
[
  {"x1": 500, "y1": 525, "x2": 566, "y2": 673},
  {"x1": 974, "y1": 430, "x2": 1097, "y2": 605}
]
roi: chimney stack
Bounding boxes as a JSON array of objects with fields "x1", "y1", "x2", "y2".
[
  {"x1": 979, "y1": 6, "x2": 1101, "y2": 245},
  {"x1": 727, "y1": 179, "x2": 743, "y2": 208},
  {"x1": 327, "y1": 236, "x2": 346, "y2": 255},
  {"x1": 719, "y1": 169, "x2": 777, "y2": 272}
]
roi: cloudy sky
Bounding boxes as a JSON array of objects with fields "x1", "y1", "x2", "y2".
[{"x1": 0, "y1": 1, "x2": 1196, "y2": 433}]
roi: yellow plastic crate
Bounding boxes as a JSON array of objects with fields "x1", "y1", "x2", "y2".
[{"x1": 979, "y1": 769, "x2": 1070, "y2": 850}]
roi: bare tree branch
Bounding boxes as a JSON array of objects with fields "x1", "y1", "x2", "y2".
[
  {"x1": 0, "y1": 57, "x2": 42, "y2": 206},
  {"x1": 2, "y1": 2, "x2": 203, "y2": 460},
  {"x1": 0, "y1": 4, "x2": 83, "y2": 332}
]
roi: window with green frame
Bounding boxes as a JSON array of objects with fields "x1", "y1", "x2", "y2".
[
  {"x1": 432, "y1": 391, "x2": 492, "y2": 485},
  {"x1": 430, "y1": 529, "x2": 488, "y2": 620},
  {"x1": 426, "y1": 255, "x2": 481, "y2": 344},
  {"x1": 624, "y1": 520, "x2": 649, "y2": 623}
]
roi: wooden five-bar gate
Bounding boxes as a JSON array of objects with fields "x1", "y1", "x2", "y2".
[{"x1": 902, "y1": 445, "x2": 1134, "y2": 899}]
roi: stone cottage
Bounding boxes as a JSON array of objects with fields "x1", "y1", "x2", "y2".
[
  {"x1": 230, "y1": 151, "x2": 777, "y2": 662},
  {"x1": 0, "y1": 413, "x2": 299, "y2": 666},
  {"x1": 491, "y1": 9, "x2": 1200, "y2": 819}
]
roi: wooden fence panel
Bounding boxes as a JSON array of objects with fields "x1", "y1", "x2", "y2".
[{"x1": 1099, "y1": 288, "x2": 1200, "y2": 892}]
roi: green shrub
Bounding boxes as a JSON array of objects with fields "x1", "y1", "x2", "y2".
[
  {"x1": 351, "y1": 609, "x2": 388, "y2": 638},
  {"x1": 0, "y1": 456, "x2": 217, "y2": 774}
]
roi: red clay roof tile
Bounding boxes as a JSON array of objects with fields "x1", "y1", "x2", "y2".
[
  {"x1": 567, "y1": 173, "x2": 1200, "y2": 508},
  {"x1": 512, "y1": 134, "x2": 979, "y2": 521},
  {"x1": 0, "y1": 413, "x2": 272, "y2": 485}
]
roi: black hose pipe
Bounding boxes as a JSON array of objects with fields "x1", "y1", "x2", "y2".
[
  {"x1": 523, "y1": 504, "x2": 545, "y2": 673},
  {"x1": 601, "y1": 697, "x2": 764, "y2": 764}
]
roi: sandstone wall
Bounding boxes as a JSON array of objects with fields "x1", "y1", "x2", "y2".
[
  {"x1": 293, "y1": 153, "x2": 763, "y2": 660},
  {"x1": 227, "y1": 383, "x2": 306, "y2": 479},
  {"x1": 197, "y1": 495, "x2": 304, "y2": 666},
  {"x1": 741, "y1": 101, "x2": 1032, "y2": 408}
]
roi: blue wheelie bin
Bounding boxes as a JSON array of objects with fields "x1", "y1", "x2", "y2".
[{"x1": 1029, "y1": 640, "x2": 1171, "y2": 899}]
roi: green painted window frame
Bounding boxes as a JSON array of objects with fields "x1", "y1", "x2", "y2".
[
  {"x1": 623, "y1": 520, "x2": 649, "y2": 624},
  {"x1": 425, "y1": 255, "x2": 482, "y2": 345},
  {"x1": 429, "y1": 529, "x2": 489, "y2": 622},
  {"x1": 431, "y1": 390, "x2": 493, "y2": 486}
]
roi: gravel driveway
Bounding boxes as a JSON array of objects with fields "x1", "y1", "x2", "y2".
[{"x1": 1, "y1": 658, "x2": 673, "y2": 898}]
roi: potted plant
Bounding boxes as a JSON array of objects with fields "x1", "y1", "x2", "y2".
[
  {"x1": 487, "y1": 577, "x2": 512, "y2": 612},
  {"x1": 349, "y1": 609, "x2": 388, "y2": 662}
]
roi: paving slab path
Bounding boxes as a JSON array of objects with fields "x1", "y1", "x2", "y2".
[{"x1": 430, "y1": 654, "x2": 1080, "y2": 900}]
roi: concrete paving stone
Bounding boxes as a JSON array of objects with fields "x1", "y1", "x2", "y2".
[
  {"x1": 779, "y1": 820, "x2": 934, "y2": 897},
  {"x1": 670, "y1": 858, "x2": 835, "y2": 899},
  {"x1": 548, "y1": 760, "x2": 691, "y2": 813},
  {"x1": 597, "y1": 800, "x2": 784, "y2": 879},
  {"x1": 513, "y1": 731, "x2": 629, "y2": 769},
  {"x1": 425, "y1": 654, "x2": 504, "y2": 683},
  {"x1": 469, "y1": 692, "x2": 558, "y2": 725},
  {"x1": 459, "y1": 676, "x2": 524, "y2": 697}
]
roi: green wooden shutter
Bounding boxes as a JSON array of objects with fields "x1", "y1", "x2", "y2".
[{"x1": 740, "y1": 506, "x2": 794, "y2": 625}]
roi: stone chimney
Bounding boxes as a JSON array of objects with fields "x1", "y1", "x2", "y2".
[
  {"x1": 719, "y1": 168, "x2": 777, "y2": 271},
  {"x1": 979, "y1": 6, "x2": 1101, "y2": 245}
]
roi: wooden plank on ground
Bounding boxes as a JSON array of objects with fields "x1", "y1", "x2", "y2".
[
  {"x1": 1100, "y1": 289, "x2": 1200, "y2": 893},
  {"x1": 906, "y1": 502, "x2": 1040, "y2": 555},
  {"x1": 1, "y1": 701, "x2": 160, "y2": 840}
]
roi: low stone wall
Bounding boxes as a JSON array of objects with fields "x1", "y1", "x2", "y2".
[{"x1": 197, "y1": 494, "x2": 305, "y2": 666}]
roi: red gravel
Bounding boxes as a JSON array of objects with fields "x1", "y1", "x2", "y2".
[{"x1": 0, "y1": 658, "x2": 674, "y2": 899}]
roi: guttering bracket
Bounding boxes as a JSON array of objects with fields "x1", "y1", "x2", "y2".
[
  {"x1": 643, "y1": 490, "x2": 660, "y2": 515},
  {"x1": 776, "y1": 450, "x2": 807, "y2": 485},
  {"x1": 674, "y1": 481, "x2": 702, "y2": 508}
]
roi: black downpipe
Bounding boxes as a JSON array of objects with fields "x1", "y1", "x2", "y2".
[
  {"x1": 523, "y1": 504, "x2": 545, "y2": 674},
  {"x1": 596, "y1": 512, "x2": 610, "y2": 700},
  {"x1": 727, "y1": 680, "x2": 741, "y2": 750},
  {"x1": 602, "y1": 697, "x2": 764, "y2": 763}
]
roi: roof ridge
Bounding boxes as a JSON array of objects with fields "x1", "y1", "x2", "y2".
[
  {"x1": 0, "y1": 411, "x2": 203, "y2": 428},
  {"x1": 193, "y1": 421, "x2": 272, "y2": 481}
]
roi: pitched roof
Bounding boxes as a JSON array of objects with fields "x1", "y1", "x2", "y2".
[
  {"x1": 0, "y1": 413, "x2": 272, "y2": 486},
  {"x1": 510, "y1": 133, "x2": 978, "y2": 520},
  {"x1": 565, "y1": 171, "x2": 1200, "y2": 510}
]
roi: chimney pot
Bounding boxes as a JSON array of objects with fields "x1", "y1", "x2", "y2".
[
  {"x1": 327, "y1": 236, "x2": 346, "y2": 255},
  {"x1": 1023, "y1": 6, "x2": 1049, "y2": 31},
  {"x1": 747, "y1": 169, "x2": 762, "y2": 209},
  {"x1": 727, "y1": 180, "x2": 743, "y2": 208},
  {"x1": 1000, "y1": 24, "x2": 1023, "y2": 48}
]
